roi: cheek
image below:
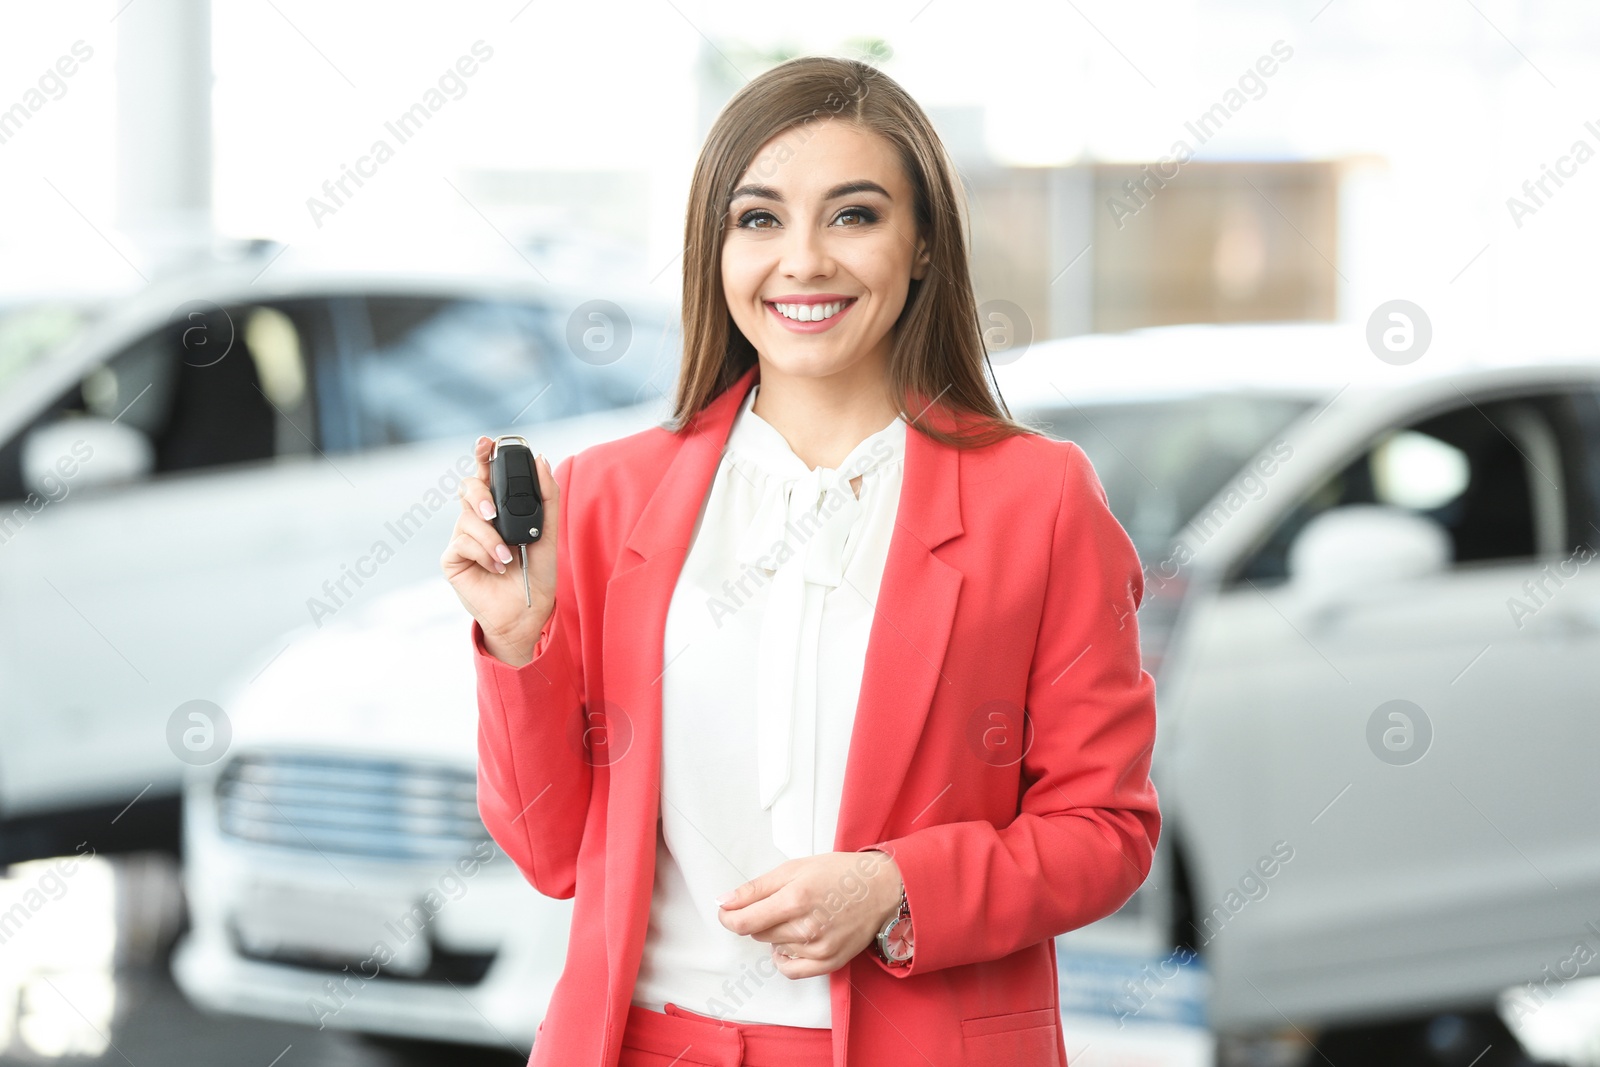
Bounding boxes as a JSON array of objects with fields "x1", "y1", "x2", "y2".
[
  {"x1": 850, "y1": 243, "x2": 910, "y2": 298},
  {"x1": 720, "y1": 246, "x2": 761, "y2": 305}
]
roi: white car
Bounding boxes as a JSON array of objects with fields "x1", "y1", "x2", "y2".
[
  {"x1": 0, "y1": 251, "x2": 676, "y2": 863},
  {"x1": 172, "y1": 578, "x2": 575, "y2": 1046},
  {"x1": 175, "y1": 322, "x2": 1600, "y2": 1048}
]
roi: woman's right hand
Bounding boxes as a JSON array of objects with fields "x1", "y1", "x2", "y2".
[{"x1": 441, "y1": 435, "x2": 560, "y2": 667}]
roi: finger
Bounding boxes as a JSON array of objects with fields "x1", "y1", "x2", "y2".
[
  {"x1": 536, "y1": 452, "x2": 559, "y2": 505},
  {"x1": 458, "y1": 473, "x2": 498, "y2": 523},
  {"x1": 723, "y1": 895, "x2": 806, "y2": 940},
  {"x1": 748, "y1": 915, "x2": 825, "y2": 947},
  {"x1": 534, "y1": 453, "x2": 559, "y2": 540},
  {"x1": 457, "y1": 511, "x2": 515, "y2": 568},
  {"x1": 771, "y1": 948, "x2": 834, "y2": 981},
  {"x1": 716, "y1": 863, "x2": 791, "y2": 911},
  {"x1": 473, "y1": 434, "x2": 492, "y2": 485},
  {"x1": 449, "y1": 510, "x2": 510, "y2": 571},
  {"x1": 446, "y1": 530, "x2": 505, "y2": 576}
]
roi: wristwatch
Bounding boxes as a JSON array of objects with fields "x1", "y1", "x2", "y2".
[{"x1": 874, "y1": 883, "x2": 914, "y2": 966}]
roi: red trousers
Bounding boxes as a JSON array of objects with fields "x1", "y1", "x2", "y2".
[{"x1": 618, "y1": 1001, "x2": 834, "y2": 1067}]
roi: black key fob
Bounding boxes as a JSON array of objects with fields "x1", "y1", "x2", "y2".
[{"x1": 490, "y1": 435, "x2": 543, "y2": 545}]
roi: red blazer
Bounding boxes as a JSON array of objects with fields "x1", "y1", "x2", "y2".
[{"x1": 471, "y1": 362, "x2": 1160, "y2": 1067}]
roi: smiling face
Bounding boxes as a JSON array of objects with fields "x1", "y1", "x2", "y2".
[{"x1": 720, "y1": 119, "x2": 928, "y2": 391}]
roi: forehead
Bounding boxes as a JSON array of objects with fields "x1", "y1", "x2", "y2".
[{"x1": 734, "y1": 120, "x2": 907, "y2": 197}]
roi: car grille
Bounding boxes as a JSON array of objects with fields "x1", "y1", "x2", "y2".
[{"x1": 214, "y1": 752, "x2": 491, "y2": 862}]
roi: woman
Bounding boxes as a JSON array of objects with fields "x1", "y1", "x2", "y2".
[{"x1": 442, "y1": 55, "x2": 1159, "y2": 1067}]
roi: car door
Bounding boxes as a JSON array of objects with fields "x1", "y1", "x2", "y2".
[{"x1": 1169, "y1": 385, "x2": 1600, "y2": 1026}]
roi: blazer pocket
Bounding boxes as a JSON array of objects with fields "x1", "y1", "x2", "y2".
[{"x1": 960, "y1": 1006, "x2": 1060, "y2": 1066}]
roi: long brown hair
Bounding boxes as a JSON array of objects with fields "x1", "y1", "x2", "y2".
[{"x1": 670, "y1": 55, "x2": 1032, "y2": 449}]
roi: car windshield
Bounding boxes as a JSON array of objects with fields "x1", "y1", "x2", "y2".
[
  {"x1": 1019, "y1": 394, "x2": 1314, "y2": 562},
  {"x1": 0, "y1": 302, "x2": 97, "y2": 393}
]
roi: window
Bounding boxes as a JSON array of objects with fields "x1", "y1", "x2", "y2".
[
  {"x1": 0, "y1": 300, "x2": 322, "y2": 501},
  {"x1": 1232, "y1": 390, "x2": 1598, "y2": 584},
  {"x1": 1090, "y1": 162, "x2": 1341, "y2": 332},
  {"x1": 341, "y1": 295, "x2": 672, "y2": 449},
  {"x1": 1023, "y1": 393, "x2": 1312, "y2": 564}
]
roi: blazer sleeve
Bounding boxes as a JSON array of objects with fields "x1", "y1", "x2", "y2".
[
  {"x1": 858, "y1": 440, "x2": 1161, "y2": 977},
  {"x1": 471, "y1": 451, "x2": 591, "y2": 900}
]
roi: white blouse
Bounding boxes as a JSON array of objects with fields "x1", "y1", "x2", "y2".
[{"x1": 630, "y1": 381, "x2": 907, "y2": 1028}]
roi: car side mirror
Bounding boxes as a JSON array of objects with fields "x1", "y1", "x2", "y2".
[
  {"x1": 21, "y1": 416, "x2": 155, "y2": 497},
  {"x1": 1287, "y1": 504, "x2": 1451, "y2": 598}
]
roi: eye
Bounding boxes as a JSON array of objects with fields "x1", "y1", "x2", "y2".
[
  {"x1": 835, "y1": 206, "x2": 880, "y2": 226},
  {"x1": 735, "y1": 208, "x2": 778, "y2": 229}
]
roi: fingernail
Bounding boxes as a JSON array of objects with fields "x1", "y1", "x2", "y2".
[
  {"x1": 479, "y1": 499, "x2": 496, "y2": 520},
  {"x1": 496, "y1": 544, "x2": 513, "y2": 565},
  {"x1": 715, "y1": 891, "x2": 735, "y2": 906}
]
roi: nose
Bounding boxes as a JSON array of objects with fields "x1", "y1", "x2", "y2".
[{"x1": 777, "y1": 216, "x2": 833, "y2": 281}]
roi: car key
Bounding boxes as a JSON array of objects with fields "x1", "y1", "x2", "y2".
[{"x1": 488, "y1": 435, "x2": 544, "y2": 607}]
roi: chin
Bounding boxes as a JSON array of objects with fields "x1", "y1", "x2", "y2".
[{"x1": 758, "y1": 352, "x2": 865, "y2": 381}]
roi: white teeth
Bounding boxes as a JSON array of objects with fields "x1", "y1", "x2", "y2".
[{"x1": 774, "y1": 300, "x2": 848, "y2": 322}]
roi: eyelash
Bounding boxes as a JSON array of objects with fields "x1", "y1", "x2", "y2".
[{"x1": 733, "y1": 206, "x2": 880, "y2": 229}]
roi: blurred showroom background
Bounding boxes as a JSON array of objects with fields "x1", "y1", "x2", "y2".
[{"x1": 3, "y1": 2, "x2": 1600, "y2": 1065}]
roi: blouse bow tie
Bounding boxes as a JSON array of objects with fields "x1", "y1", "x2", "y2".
[{"x1": 731, "y1": 442, "x2": 896, "y2": 859}]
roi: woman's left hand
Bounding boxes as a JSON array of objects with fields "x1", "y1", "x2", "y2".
[{"x1": 714, "y1": 850, "x2": 902, "y2": 979}]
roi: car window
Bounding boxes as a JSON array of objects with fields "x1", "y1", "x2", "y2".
[
  {"x1": 0, "y1": 300, "x2": 324, "y2": 501},
  {"x1": 341, "y1": 295, "x2": 672, "y2": 449},
  {"x1": 1020, "y1": 394, "x2": 1312, "y2": 563},
  {"x1": 1232, "y1": 389, "x2": 1600, "y2": 583}
]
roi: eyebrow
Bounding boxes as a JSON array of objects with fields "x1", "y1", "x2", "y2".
[{"x1": 728, "y1": 179, "x2": 892, "y2": 205}]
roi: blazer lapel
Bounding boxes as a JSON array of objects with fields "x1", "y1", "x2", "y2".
[{"x1": 833, "y1": 397, "x2": 962, "y2": 852}]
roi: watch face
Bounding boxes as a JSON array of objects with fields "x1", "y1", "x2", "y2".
[{"x1": 886, "y1": 918, "x2": 914, "y2": 961}]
